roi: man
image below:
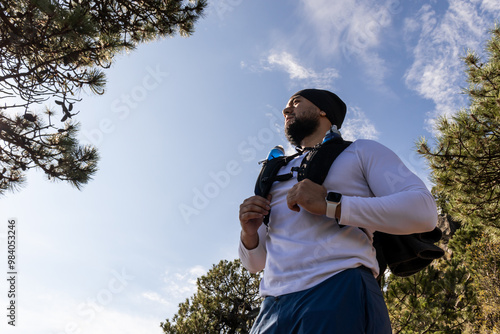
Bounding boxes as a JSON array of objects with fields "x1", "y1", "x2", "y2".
[{"x1": 238, "y1": 89, "x2": 438, "y2": 333}]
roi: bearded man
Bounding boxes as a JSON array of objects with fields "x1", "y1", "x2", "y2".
[{"x1": 238, "y1": 89, "x2": 437, "y2": 333}]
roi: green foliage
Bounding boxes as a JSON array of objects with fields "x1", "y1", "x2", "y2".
[
  {"x1": 385, "y1": 261, "x2": 477, "y2": 334},
  {"x1": 0, "y1": 0, "x2": 206, "y2": 193},
  {"x1": 161, "y1": 259, "x2": 262, "y2": 334},
  {"x1": 0, "y1": 113, "x2": 99, "y2": 191},
  {"x1": 385, "y1": 25, "x2": 500, "y2": 333},
  {"x1": 459, "y1": 231, "x2": 500, "y2": 333},
  {"x1": 418, "y1": 25, "x2": 500, "y2": 229},
  {"x1": 385, "y1": 221, "x2": 500, "y2": 333}
]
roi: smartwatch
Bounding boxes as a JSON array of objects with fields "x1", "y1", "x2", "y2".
[{"x1": 326, "y1": 192, "x2": 342, "y2": 219}]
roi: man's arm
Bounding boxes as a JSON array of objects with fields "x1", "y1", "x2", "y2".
[
  {"x1": 337, "y1": 140, "x2": 437, "y2": 234},
  {"x1": 238, "y1": 195, "x2": 270, "y2": 273},
  {"x1": 239, "y1": 195, "x2": 270, "y2": 246},
  {"x1": 284, "y1": 140, "x2": 437, "y2": 234},
  {"x1": 241, "y1": 230, "x2": 259, "y2": 250}
]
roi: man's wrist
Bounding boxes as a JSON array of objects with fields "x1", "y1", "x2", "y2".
[
  {"x1": 335, "y1": 203, "x2": 342, "y2": 220},
  {"x1": 326, "y1": 192, "x2": 342, "y2": 221},
  {"x1": 241, "y1": 230, "x2": 259, "y2": 250},
  {"x1": 326, "y1": 201, "x2": 337, "y2": 218}
]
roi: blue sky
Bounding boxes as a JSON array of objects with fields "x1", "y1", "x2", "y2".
[{"x1": 0, "y1": 0, "x2": 498, "y2": 333}]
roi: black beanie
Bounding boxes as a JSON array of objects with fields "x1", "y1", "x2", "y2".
[{"x1": 292, "y1": 89, "x2": 347, "y2": 129}]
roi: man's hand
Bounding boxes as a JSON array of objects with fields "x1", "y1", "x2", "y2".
[
  {"x1": 239, "y1": 195, "x2": 271, "y2": 249},
  {"x1": 286, "y1": 179, "x2": 327, "y2": 215}
]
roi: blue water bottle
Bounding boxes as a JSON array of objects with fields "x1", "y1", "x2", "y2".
[
  {"x1": 267, "y1": 145, "x2": 285, "y2": 160},
  {"x1": 322, "y1": 128, "x2": 341, "y2": 144}
]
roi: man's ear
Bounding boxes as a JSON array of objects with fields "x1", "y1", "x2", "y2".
[{"x1": 319, "y1": 110, "x2": 327, "y2": 116}]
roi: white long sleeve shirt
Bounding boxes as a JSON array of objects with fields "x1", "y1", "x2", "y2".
[{"x1": 239, "y1": 139, "x2": 437, "y2": 297}]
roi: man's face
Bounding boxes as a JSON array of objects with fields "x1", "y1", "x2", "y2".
[{"x1": 283, "y1": 95, "x2": 321, "y2": 147}]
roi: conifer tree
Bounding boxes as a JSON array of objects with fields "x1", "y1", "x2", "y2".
[
  {"x1": 384, "y1": 221, "x2": 478, "y2": 333},
  {"x1": 384, "y1": 25, "x2": 500, "y2": 334},
  {"x1": 449, "y1": 222, "x2": 500, "y2": 333},
  {"x1": 418, "y1": 25, "x2": 500, "y2": 230},
  {"x1": 0, "y1": 0, "x2": 206, "y2": 193},
  {"x1": 417, "y1": 25, "x2": 500, "y2": 332},
  {"x1": 161, "y1": 259, "x2": 262, "y2": 334}
]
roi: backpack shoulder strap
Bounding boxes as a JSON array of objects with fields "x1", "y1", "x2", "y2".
[
  {"x1": 295, "y1": 139, "x2": 443, "y2": 280},
  {"x1": 254, "y1": 152, "x2": 300, "y2": 198},
  {"x1": 253, "y1": 140, "x2": 444, "y2": 280},
  {"x1": 297, "y1": 138, "x2": 352, "y2": 184},
  {"x1": 254, "y1": 137, "x2": 351, "y2": 197},
  {"x1": 254, "y1": 151, "x2": 301, "y2": 226}
]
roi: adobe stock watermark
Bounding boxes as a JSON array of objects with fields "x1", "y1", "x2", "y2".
[
  {"x1": 384, "y1": 149, "x2": 432, "y2": 192},
  {"x1": 178, "y1": 106, "x2": 284, "y2": 224},
  {"x1": 342, "y1": 0, "x2": 402, "y2": 62},
  {"x1": 53, "y1": 268, "x2": 134, "y2": 334},
  {"x1": 81, "y1": 65, "x2": 168, "y2": 147}
]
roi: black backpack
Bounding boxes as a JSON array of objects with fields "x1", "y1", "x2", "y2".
[{"x1": 254, "y1": 137, "x2": 444, "y2": 281}]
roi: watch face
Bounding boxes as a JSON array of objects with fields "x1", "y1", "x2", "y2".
[{"x1": 327, "y1": 192, "x2": 342, "y2": 202}]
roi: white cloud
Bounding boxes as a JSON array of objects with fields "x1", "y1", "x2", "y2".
[
  {"x1": 245, "y1": 0, "x2": 404, "y2": 93},
  {"x1": 5, "y1": 290, "x2": 163, "y2": 334},
  {"x1": 142, "y1": 291, "x2": 171, "y2": 305},
  {"x1": 298, "y1": 0, "x2": 400, "y2": 91},
  {"x1": 268, "y1": 52, "x2": 316, "y2": 80},
  {"x1": 404, "y1": 0, "x2": 498, "y2": 131},
  {"x1": 299, "y1": 0, "x2": 382, "y2": 54},
  {"x1": 265, "y1": 51, "x2": 339, "y2": 89},
  {"x1": 160, "y1": 265, "x2": 206, "y2": 301},
  {"x1": 480, "y1": 0, "x2": 500, "y2": 16},
  {"x1": 341, "y1": 107, "x2": 380, "y2": 141},
  {"x1": 133, "y1": 264, "x2": 207, "y2": 323},
  {"x1": 73, "y1": 309, "x2": 163, "y2": 334}
]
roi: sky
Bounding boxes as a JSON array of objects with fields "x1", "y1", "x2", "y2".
[{"x1": 0, "y1": 0, "x2": 498, "y2": 333}]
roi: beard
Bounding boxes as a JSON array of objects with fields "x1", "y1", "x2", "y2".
[{"x1": 285, "y1": 113, "x2": 320, "y2": 147}]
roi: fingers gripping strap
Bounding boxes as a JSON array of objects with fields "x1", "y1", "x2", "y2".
[{"x1": 254, "y1": 153, "x2": 301, "y2": 198}]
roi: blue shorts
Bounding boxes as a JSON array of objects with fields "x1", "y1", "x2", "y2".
[{"x1": 250, "y1": 266, "x2": 392, "y2": 334}]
